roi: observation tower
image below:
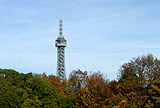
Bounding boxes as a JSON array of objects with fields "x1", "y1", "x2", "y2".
[{"x1": 55, "y1": 20, "x2": 67, "y2": 81}]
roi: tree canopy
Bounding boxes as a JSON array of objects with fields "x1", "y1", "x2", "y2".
[{"x1": 0, "y1": 54, "x2": 160, "y2": 107}]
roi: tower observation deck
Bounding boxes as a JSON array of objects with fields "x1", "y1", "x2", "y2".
[{"x1": 55, "y1": 20, "x2": 67, "y2": 81}]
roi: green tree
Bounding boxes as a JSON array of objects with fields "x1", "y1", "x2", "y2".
[
  {"x1": 0, "y1": 69, "x2": 22, "y2": 108},
  {"x1": 0, "y1": 69, "x2": 73, "y2": 108},
  {"x1": 22, "y1": 75, "x2": 60, "y2": 107}
]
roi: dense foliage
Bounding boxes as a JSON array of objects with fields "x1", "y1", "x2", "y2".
[
  {"x1": 0, "y1": 54, "x2": 160, "y2": 107},
  {"x1": 0, "y1": 70, "x2": 74, "y2": 108}
]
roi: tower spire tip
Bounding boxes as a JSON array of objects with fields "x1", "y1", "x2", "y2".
[{"x1": 59, "y1": 20, "x2": 63, "y2": 37}]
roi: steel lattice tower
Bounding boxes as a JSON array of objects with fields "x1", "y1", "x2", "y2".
[{"x1": 55, "y1": 20, "x2": 67, "y2": 81}]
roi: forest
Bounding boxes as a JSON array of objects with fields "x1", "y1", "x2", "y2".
[{"x1": 0, "y1": 54, "x2": 160, "y2": 108}]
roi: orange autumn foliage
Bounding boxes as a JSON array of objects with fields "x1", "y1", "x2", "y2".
[
  {"x1": 48, "y1": 75, "x2": 63, "y2": 92},
  {"x1": 42, "y1": 73, "x2": 62, "y2": 92},
  {"x1": 75, "y1": 71, "x2": 110, "y2": 108}
]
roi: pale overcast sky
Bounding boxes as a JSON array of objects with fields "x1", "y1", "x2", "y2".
[{"x1": 0, "y1": 0, "x2": 160, "y2": 80}]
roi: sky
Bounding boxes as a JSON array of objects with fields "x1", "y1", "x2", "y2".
[{"x1": 0, "y1": 0, "x2": 160, "y2": 80}]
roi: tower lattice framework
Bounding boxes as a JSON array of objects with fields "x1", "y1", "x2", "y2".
[{"x1": 55, "y1": 20, "x2": 67, "y2": 81}]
